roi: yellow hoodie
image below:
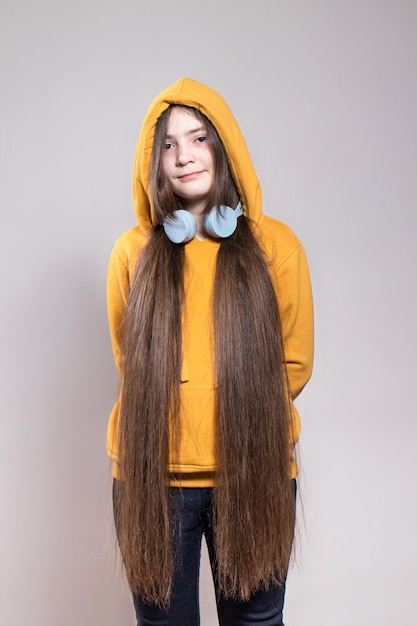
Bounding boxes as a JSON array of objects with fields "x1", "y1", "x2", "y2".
[{"x1": 106, "y1": 77, "x2": 314, "y2": 486}]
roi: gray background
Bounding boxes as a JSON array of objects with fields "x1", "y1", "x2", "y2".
[{"x1": 1, "y1": 1, "x2": 416, "y2": 624}]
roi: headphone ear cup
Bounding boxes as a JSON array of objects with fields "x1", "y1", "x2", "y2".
[
  {"x1": 203, "y1": 204, "x2": 240, "y2": 238},
  {"x1": 163, "y1": 210, "x2": 197, "y2": 243}
]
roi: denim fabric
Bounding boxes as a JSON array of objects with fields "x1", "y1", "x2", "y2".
[{"x1": 124, "y1": 485, "x2": 294, "y2": 626}]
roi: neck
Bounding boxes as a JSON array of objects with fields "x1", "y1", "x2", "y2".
[{"x1": 183, "y1": 201, "x2": 206, "y2": 239}]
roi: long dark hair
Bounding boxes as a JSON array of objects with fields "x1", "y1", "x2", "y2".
[{"x1": 113, "y1": 105, "x2": 296, "y2": 606}]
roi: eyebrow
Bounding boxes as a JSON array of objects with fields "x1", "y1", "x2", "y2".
[{"x1": 164, "y1": 126, "x2": 206, "y2": 140}]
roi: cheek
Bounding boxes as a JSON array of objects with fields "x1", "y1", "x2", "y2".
[
  {"x1": 206, "y1": 147, "x2": 215, "y2": 168},
  {"x1": 161, "y1": 154, "x2": 172, "y2": 176}
]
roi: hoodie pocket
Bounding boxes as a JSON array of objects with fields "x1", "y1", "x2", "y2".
[{"x1": 169, "y1": 384, "x2": 217, "y2": 472}]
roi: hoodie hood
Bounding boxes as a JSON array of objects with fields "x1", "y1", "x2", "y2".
[{"x1": 132, "y1": 77, "x2": 263, "y2": 233}]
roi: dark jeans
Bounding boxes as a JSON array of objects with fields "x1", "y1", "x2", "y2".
[{"x1": 122, "y1": 485, "x2": 295, "y2": 626}]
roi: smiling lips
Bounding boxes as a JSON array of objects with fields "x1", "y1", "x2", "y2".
[{"x1": 178, "y1": 171, "x2": 204, "y2": 181}]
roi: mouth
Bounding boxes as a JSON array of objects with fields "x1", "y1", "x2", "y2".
[{"x1": 178, "y1": 171, "x2": 204, "y2": 181}]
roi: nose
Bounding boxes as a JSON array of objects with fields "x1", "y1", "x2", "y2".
[{"x1": 176, "y1": 143, "x2": 195, "y2": 166}]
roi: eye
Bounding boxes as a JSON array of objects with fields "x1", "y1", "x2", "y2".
[
  {"x1": 195, "y1": 136, "x2": 207, "y2": 143},
  {"x1": 163, "y1": 142, "x2": 174, "y2": 150}
]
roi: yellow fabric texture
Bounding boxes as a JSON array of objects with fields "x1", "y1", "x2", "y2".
[{"x1": 106, "y1": 77, "x2": 314, "y2": 486}]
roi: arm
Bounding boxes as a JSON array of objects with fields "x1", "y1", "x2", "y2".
[
  {"x1": 106, "y1": 239, "x2": 131, "y2": 375},
  {"x1": 276, "y1": 242, "x2": 314, "y2": 400},
  {"x1": 106, "y1": 237, "x2": 133, "y2": 470}
]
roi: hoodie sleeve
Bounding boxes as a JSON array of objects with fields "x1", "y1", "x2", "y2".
[
  {"x1": 275, "y1": 242, "x2": 314, "y2": 400},
  {"x1": 106, "y1": 239, "x2": 131, "y2": 374}
]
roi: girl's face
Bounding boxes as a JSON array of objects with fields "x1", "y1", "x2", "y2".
[{"x1": 161, "y1": 107, "x2": 214, "y2": 212}]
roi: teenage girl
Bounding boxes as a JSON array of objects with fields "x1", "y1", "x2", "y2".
[{"x1": 106, "y1": 77, "x2": 314, "y2": 625}]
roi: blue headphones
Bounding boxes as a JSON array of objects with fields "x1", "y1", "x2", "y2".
[{"x1": 163, "y1": 202, "x2": 243, "y2": 243}]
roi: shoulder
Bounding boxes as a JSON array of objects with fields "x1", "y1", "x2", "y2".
[
  {"x1": 254, "y1": 214, "x2": 303, "y2": 270},
  {"x1": 109, "y1": 225, "x2": 149, "y2": 274}
]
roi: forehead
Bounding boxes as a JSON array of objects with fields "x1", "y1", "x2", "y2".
[{"x1": 165, "y1": 107, "x2": 205, "y2": 134}]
